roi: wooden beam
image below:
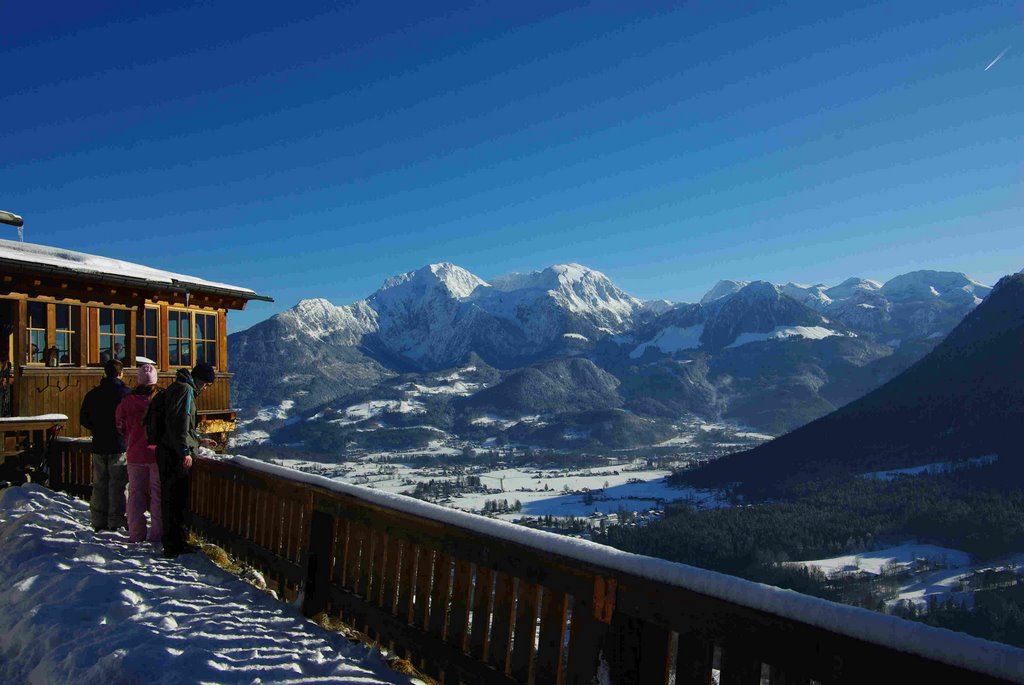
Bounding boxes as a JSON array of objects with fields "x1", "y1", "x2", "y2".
[
  {"x1": 158, "y1": 304, "x2": 169, "y2": 371},
  {"x1": 126, "y1": 303, "x2": 138, "y2": 365},
  {"x1": 218, "y1": 309, "x2": 228, "y2": 371}
]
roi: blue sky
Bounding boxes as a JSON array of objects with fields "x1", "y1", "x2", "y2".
[{"x1": 2, "y1": 1, "x2": 1021, "y2": 332}]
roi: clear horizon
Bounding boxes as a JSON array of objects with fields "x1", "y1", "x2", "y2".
[{"x1": 2, "y1": 1, "x2": 1021, "y2": 332}]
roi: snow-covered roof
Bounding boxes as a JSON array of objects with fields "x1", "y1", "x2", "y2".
[{"x1": 0, "y1": 239, "x2": 271, "y2": 302}]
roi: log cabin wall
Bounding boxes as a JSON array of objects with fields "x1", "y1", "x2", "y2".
[
  {"x1": 16, "y1": 368, "x2": 234, "y2": 438},
  {"x1": 2, "y1": 285, "x2": 236, "y2": 437}
]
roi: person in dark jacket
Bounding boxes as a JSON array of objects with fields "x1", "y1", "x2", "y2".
[
  {"x1": 80, "y1": 359, "x2": 130, "y2": 531},
  {"x1": 157, "y1": 362, "x2": 217, "y2": 559}
]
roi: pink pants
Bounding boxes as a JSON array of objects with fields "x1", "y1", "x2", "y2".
[{"x1": 127, "y1": 462, "x2": 163, "y2": 543}]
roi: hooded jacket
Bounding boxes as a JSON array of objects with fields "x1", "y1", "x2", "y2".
[
  {"x1": 115, "y1": 387, "x2": 158, "y2": 464},
  {"x1": 80, "y1": 376, "x2": 129, "y2": 453},
  {"x1": 159, "y1": 368, "x2": 201, "y2": 459}
]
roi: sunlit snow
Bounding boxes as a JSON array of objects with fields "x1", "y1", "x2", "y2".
[
  {"x1": 726, "y1": 326, "x2": 848, "y2": 348},
  {"x1": 0, "y1": 485, "x2": 416, "y2": 685}
]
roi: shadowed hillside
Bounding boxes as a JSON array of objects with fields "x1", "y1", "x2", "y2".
[{"x1": 685, "y1": 273, "x2": 1024, "y2": 494}]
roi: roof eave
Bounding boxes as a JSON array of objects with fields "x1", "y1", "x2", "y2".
[{"x1": 0, "y1": 257, "x2": 273, "y2": 305}]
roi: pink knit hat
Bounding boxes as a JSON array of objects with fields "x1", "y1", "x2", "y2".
[{"x1": 137, "y1": 363, "x2": 158, "y2": 386}]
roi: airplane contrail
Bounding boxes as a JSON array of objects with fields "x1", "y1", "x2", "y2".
[{"x1": 985, "y1": 47, "x2": 1009, "y2": 71}]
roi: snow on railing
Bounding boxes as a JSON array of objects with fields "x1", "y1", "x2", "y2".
[{"x1": 48, "y1": 443, "x2": 1024, "y2": 684}]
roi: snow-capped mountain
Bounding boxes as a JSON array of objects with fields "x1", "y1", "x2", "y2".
[
  {"x1": 688, "y1": 273, "x2": 1024, "y2": 493},
  {"x1": 880, "y1": 270, "x2": 990, "y2": 307},
  {"x1": 277, "y1": 298, "x2": 379, "y2": 345},
  {"x1": 367, "y1": 263, "x2": 492, "y2": 364},
  {"x1": 826, "y1": 277, "x2": 883, "y2": 301},
  {"x1": 784, "y1": 271, "x2": 991, "y2": 341},
  {"x1": 483, "y1": 263, "x2": 645, "y2": 343},
  {"x1": 230, "y1": 262, "x2": 653, "y2": 410},
  {"x1": 229, "y1": 263, "x2": 997, "y2": 447},
  {"x1": 629, "y1": 281, "x2": 845, "y2": 357},
  {"x1": 700, "y1": 279, "x2": 750, "y2": 305}
]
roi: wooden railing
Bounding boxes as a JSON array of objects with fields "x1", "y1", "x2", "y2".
[
  {"x1": 0, "y1": 417, "x2": 65, "y2": 483},
  {"x1": 47, "y1": 445, "x2": 1024, "y2": 684},
  {"x1": 16, "y1": 368, "x2": 233, "y2": 438}
]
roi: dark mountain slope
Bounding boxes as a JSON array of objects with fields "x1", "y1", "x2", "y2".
[
  {"x1": 459, "y1": 357, "x2": 622, "y2": 416},
  {"x1": 686, "y1": 273, "x2": 1024, "y2": 493},
  {"x1": 229, "y1": 314, "x2": 391, "y2": 413}
]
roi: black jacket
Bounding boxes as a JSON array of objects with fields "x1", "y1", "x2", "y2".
[
  {"x1": 159, "y1": 368, "x2": 201, "y2": 458},
  {"x1": 80, "y1": 377, "x2": 129, "y2": 453}
]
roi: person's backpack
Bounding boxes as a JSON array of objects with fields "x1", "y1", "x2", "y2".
[{"x1": 143, "y1": 389, "x2": 168, "y2": 446}]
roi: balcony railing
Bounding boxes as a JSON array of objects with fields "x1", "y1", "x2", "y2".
[
  {"x1": 15, "y1": 367, "x2": 233, "y2": 438},
  {"x1": 47, "y1": 445, "x2": 1024, "y2": 684}
]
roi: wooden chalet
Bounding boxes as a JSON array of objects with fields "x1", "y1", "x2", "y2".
[{"x1": 0, "y1": 237, "x2": 270, "y2": 473}]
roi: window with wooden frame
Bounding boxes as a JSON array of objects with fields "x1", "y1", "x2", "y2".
[
  {"x1": 167, "y1": 309, "x2": 191, "y2": 367},
  {"x1": 54, "y1": 304, "x2": 77, "y2": 365},
  {"x1": 26, "y1": 302, "x2": 46, "y2": 364},
  {"x1": 97, "y1": 308, "x2": 129, "y2": 364},
  {"x1": 194, "y1": 312, "x2": 217, "y2": 367},
  {"x1": 136, "y1": 306, "x2": 159, "y2": 364}
]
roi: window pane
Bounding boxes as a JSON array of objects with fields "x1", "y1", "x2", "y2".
[
  {"x1": 114, "y1": 310, "x2": 127, "y2": 336},
  {"x1": 203, "y1": 314, "x2": 216, "y2": 341},
  {"x1": 180, "y1": 341, "x2": 191, "y2": 367},
  {"x1": 100, "y1": 309, "x2": 111, "y2": 335},
  {"x1": 206, "y1": 342, "x2": 217, "y2": 366},
  {"x1": 56, "y1": 305, "x2": 71, "y2": 330},
  {"x1": 195, "y1": 315, "x2": 205, "y2": 339},
  {"x1": 146, "y1": 309, "x2": 157, "y2": 333},
  {"x1": 28, "y1": 302, "x2": 46, "y2": 328},
  {"x1": 29, "y1": 330, "x2": 46, "y2": 362},
  {"x1": 168, "y1": 339, "x2": 178, "y2": 366},
  {"x1": 168, "y1": 315, "x2": 178, "y2": 338},
  {"x1": 56, "y1": 332, "x2": 73, "y2": 363},
  {"x1": 181, "y1": 315, "x2": 190, "y2": 338},
  {"x1": 145, "y1": 339, "x2": 158, "y2": 362}
]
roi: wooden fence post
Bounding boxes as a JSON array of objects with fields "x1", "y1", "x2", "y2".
[
  {"x1": 301, "y1": 505, "x2": 334, "y2": 618},
  {"x1": 45, "y1": 439, "x2": 63, "y2": 492}
]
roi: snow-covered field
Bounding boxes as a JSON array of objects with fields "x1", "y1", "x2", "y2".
[
  {"x1": 861, "y1": 454, "x2": 998, "y2": 481},
  {"x1": 0, "y1": 484, "x2": 417, "y2": 685},
  {"x1": 793, "y1": 543, "x2": 972, "y2": 577},
  {"x1": 230, "y1": 429, "x2": 271, "y2": 447},
  {"x1": 331, "y1": 399, "x2": 427, "y2": 424},
  {"x1": 726, "y1": 325, "x2": 848, "y2": 348},
  {"x1": 255, "y1": 399, "x2": 295, "y2": 422},
  {"x1": 265, "y1": 457, "x2": 726, "y2": 519},
  {"x1": 787, "y1": 543, "x2": 1024, "y2": 611}
]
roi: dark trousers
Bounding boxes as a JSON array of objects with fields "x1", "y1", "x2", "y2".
[
  {"x1": 90, "y1": 452, "x2": 128, "y2": 529},
  {"x1": 156, "y1": 446, "x2": 190, "y2": 554}
]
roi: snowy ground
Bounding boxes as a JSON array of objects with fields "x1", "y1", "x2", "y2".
[
  {"x1": 0, "y1": 484, "x2": 418, "y2": 685},
  {"x1": 787, "y1": 543, "x2": 1024, "y2": 611},
  {"x1": 264, "y1": 457, "x2": 726, "y2": 519},
  {"x1": 861, "y1": 454, "x2": 998, "y2": 481}
]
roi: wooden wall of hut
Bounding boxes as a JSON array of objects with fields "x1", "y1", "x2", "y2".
[{"x1": 16, "y1": 367, "x2": 234, "y2": 438}]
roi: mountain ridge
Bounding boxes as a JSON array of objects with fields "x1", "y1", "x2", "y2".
[
  {"x1": 229, "y1": 263, "x2": 995, "y2": 450},
  {"x1": 684, "y1": 272, "x2": 1024, "y2": 493}
]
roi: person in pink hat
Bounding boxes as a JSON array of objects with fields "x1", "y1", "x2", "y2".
[{"x1": 115, "y1": 364, "x2": 163, "y2": 543}]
